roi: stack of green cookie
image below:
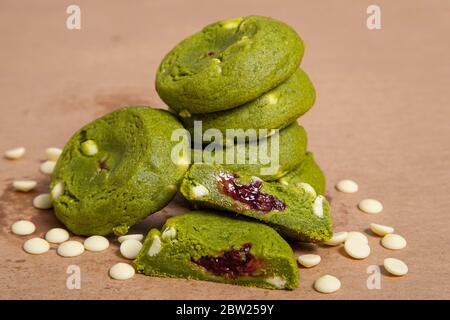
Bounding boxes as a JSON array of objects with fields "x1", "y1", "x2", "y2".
[
  {"x1": 49, "y1": 16, "x2": 333, "y2": 290},
  {"x1": 156, "y1": 15, "x2": 325, "y2": 193}
]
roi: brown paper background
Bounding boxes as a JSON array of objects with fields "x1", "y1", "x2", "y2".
[{"x1": 1, "y1": 0, "x2": 449, "y2": 299}]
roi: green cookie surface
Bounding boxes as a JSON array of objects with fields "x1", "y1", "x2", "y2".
[
  {"x1": 279, "y1": 152, "x2": 326, "y2": 195},
  {"x1": 50, "y1": 107, "x2": 189, "y2": 236},
  {"x1": 156, "y1": 16, "x2": 304, "y2": 114},
  {"x1": 191, "y1": 122, "x2": 307, "y2": 181},
  {"x1": 182, "y1": 69, "x2": 316, "y2": 140},
  {"x1": 180, "y1": 164, "x2": 333, "y2": 242},
  {"x1": 135, "y1": 210, "x2": 299, "y2": 290}
]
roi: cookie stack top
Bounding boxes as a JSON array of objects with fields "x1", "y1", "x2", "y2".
[{"x1": 156, "y1": 16, "x2": 315, "y2": 137}]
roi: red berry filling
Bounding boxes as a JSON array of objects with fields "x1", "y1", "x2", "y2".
[
  {"x1": 217, "y1": 172, "x2": 286, "y2": 212},
  {"x1": 192, "y1": 243, "x2": 263, "y2": 278}
]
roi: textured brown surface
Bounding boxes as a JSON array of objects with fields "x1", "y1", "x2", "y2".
[{"x1": 1, "y1": 0, "x2": 449, "y2": 299}]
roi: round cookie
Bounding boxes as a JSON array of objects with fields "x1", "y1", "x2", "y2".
[
  {"x1": 156, "y1": 16, "x2": 304, "y2": 114},
  {"x1": 50, "y1": 107, "x2": 189, "y2": 236},
  {"x1": 182, "y1": 69, "x2": 315, "y2": 142},
  {"x1": 192, "y1": 122, "x2": 307, "y2": 181},
  {"x1": 278, "y1": 152, "x2": 326, "y2": 195}
]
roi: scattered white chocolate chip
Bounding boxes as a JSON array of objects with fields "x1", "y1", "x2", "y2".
[
  {"x1": 297, "y1": 182, "x2": 317, "y2": 198},
  {"x1": 297, "y1": 254, "x2": 321, "y2": 268},
  {"x1": 46, "y1": 147, "x2": 62, "y2": 161},
  {"x1": 5, "y1": 147, "x2": 26, "y2": 160},
  {"x1": 358, "y1": 198, "x2": 383, "y2": 214},
  {"x1": 381, "y1": 234, "x2": 407, "y2": 250},
  {"x1": 161, "y1": 227, "x2": 177, "y2": 240},
  {"x1": 384, "y1": 258, "x2": 408, "y2": 276},
  {"x1": 109, "y1": 262, "x2": 135, "y2": 280},
  {"x1": 50, "y1": 181, "x2": 64, "y2": 200},
  {"x1": 23, "y1": 237, "x2": 50, "y2": 254},
  {"x1": 324, "y1": 231, "x2": 348, "y2": 246},
  {"x1": 147, "y1": 236, "x2": 161, "y2": 256},
  {"x1": 344, "y1": 239, "x2": 371, "y2": 259},
  {"x1": 312, "y1": 195, "x2": 325, "y2": 218},
  {"x1": 40, "y1": 160, "x2": 56, "y2": 175},
  {"x1": 347, "y1": 231, "x2": 368, "y2": 244},
  {"x1": 192, "y1": 185, "x2": 209, "y2": 198},
  {"x1": 370, "y1": 223, "x2": 394, "y2": 236},
  {"x1": 81, "y1": 140, "x2": 98, "y2": 156},
  {"x1": 45, "y1": 228, "x2": 70, "y2": 244},
  {"x1": 84, "y1": 235, "x2": 109, "y2": 252},
  {"x1": 120, "y1": 239, "x2": 142, "y2": 259},
  {"x1": 265, "y1": 276, "x2": 286, "y2": 289},
  {"x1": 33, "y1": 193, "x2": 52, "y2": 209},
  {"x1": 118, "y1": 234, "x2": 144, "y2": 243},
  {"x1": 266, "y1": 93, "x2": 278, "y2": 105},
  {"x1": 11, "y1": 220, "x2": 36, "y2": 235},
  {"x1": 57, "y1": 240, "x2": 85, "y2": 257},
  {"x1": 13, "y1": 180, "x2": 37, "y2": 192},
  {"x1": 314, "y1": 275, "x2": 341, "y2": 294},
  {"x1": 335, "y1": 179, "x2": 358, "y2": 193}
]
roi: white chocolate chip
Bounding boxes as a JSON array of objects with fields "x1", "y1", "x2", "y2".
[
  {"x1": 45, "y1": 228, "x2": 70, "y2": 244},
  {"x1": 23, "y1": 237, "x2": 50, "y2": 254},
  {"x1": 266, "y1": 93, "x2": 278, "y2": 105},
  {"x1": 324, "y1": 231, "x2": 348, "y2": 246},
  {"x1": 147, "y1": 236, "x2": 161, "y2": 257},
  {"x1": 11, "y1": 220, "x2": 36, "y2": 235},
  {"x1": 265, "y1": 276, "x2": 286, "y2": 289},
  {"x1": 5, "y1": 147, "x2": 26, "y2": 160},
  {"x1": 358, "y1": 198, "x2": 383, "y2": 214},
  {"x1": 109, "y1": 262, "x2": 135, "y2": 280},
  {"x1": 192, "y1": 184, "x2": 209, "y2": 198},
  {"x1": 384, "y1": 258, "x2": 408, "y2": 276},
  {"x1": 221, "y1": 18, "x2": 242, "y2": 29},
  {"x1": 312, "y1": 195, "x2": 325, "y2": 218},
  {"x1": 347, "y1": 231, "x2": 368, "y2": 244},
  {"x1": 314, "y1": 275, "x2": 341, "y2": 294},
  {"x1": 381, "y1": 234, "x2": 407, "y2": 250},
  {"x1": 297, "y1": 182, "x2": 317, "y2": 198},
  {"x1": 13, "y1": 180, "x2": 37, "y2": 192},
  {"x1": 57, "y1": 240, "x2": 85, "y2": 257},
  {"x1": 179, "y1": 110, "x2": 191, "y2": 118},
  {"x1": 84, "y1": 235, "x2": 109, "y2": 252},
  {"x1": 118, "y1": 234, "x2": 144, "y2": 243},
  {"x1": 370, "y1": 223, "x2": 394, "y2": 236},
  {"x1": 297, "y1": 254, "x2": 321, "y2": 268},
  {"x1": 40, "y1": 160, "x2": 56, "y2": 175},
  {"x1": 50, "y1": 181, "x2": 64, "y2": 200},
  {"x1": 120, "y1": 239, "x2": 142, "y2": 259},
  {"x1": 335, "y1": 179, "x2": 358, "y2": 193},
  {"x1": 344, "y1": 239, "x2": 371, "y2": 259},
  {"x1": 46, "y1": 147, "x2": 62, "y2": 161},
  {"x1": 161, "y1": 227, "x2": 177, "y2": 240},
  {"x1": 33, "y1": 193, "x2": 52, "y2": 209},
  {"x1": 81, "y1": 140, "x2": 98, "y2": 156}
]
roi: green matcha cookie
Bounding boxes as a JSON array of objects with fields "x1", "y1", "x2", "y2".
[
  {"x1": 135, "y1": 211, "x2": 299, "y2": 290},
  {"x1": 192, "y1": 122, "x2": 307, "y2": 181},
  {"x1": 156, "y1": 16, "x2": 304, "y2": 114},
  {"x1": 279, "y1": 152, "x2": 326, "y2": 195},
  {"x1": 50, "y1": 107, "x2": 189, "y2": 236},
  {"x1": 180, "y1": 164, "x2": 333, "y2": 242},
  {"x1": 182, "y1": 69, "x2": 316, "y2": 140}
]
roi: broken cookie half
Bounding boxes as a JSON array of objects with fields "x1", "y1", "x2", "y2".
[
  {"x1": 180, "y1": 163, "x2": 333, "y2": 242},
  {"x1": 134, "y1": 211, "x2": 298, "y2": 290}
]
